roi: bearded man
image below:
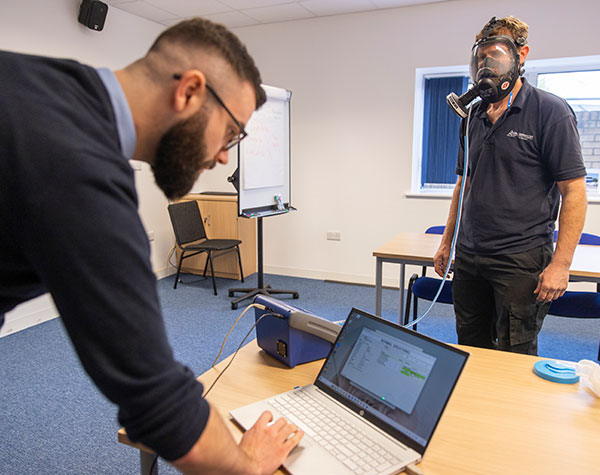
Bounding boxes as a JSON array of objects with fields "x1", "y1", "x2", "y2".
[{"x1": 0, "y1": 18, "x2": 302, "y2": 474}]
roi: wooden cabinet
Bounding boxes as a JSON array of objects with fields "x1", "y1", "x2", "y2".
[{"x1": 177, "y1": 194, "x2": 256, "y2": 280}]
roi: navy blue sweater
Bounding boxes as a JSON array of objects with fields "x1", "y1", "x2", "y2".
[{"x1": 0, "y1": 51, "x2": 209, "y2": 461}]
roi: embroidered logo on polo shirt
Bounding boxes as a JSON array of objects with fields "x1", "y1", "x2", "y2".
[{"x1": 507, "y1": 130, "x2": 534, "y2": 141}]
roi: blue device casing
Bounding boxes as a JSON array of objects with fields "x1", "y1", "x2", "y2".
[{"x1": 253, "y1": 295, "x2": 333, "y2": 368}]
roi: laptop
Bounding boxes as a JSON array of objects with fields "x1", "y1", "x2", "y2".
[{"x1": 230, "y1": 308, "x2": 469, "y2": 475}]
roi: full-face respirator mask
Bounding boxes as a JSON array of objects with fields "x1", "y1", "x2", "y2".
[{"x1": 447, "y1": 17, "x2": 527, "y2": 118}]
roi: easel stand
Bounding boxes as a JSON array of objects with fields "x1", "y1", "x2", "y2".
[{"x1": 229, "y1": 217, "x2": 299, "y2": 309}]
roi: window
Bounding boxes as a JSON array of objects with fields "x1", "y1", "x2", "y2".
[
  {"x1": 412, "y1": 56, "x2": 600, "y2": 199},
  {"x1": 420, "y1": 76, "x2": 468, "y2": 191},
  {"x1": 535, "y1": 70, "x2": 600, "y2": 196}
]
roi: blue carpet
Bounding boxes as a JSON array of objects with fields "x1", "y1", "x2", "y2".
[{"x1": 0, "y1": 273, "x2": 598, "y2": 474}]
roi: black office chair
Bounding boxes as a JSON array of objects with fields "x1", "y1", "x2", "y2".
[
  {"x1": 405, "y1": 226, "x2": 453, "y2": 331},
  {"x1": 168, "y1": 201, "x2": 244, "y2": 295}
]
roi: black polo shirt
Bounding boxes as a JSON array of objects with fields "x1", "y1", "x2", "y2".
[{"x1": 455, "y1": 79, "x2": 586, "y2": 255}]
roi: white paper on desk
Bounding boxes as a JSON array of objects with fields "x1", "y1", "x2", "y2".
[{"x1": 575, "y1": 359, "x2": 600, "y2": 397}]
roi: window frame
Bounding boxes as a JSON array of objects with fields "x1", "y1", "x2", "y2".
[{"x1": 411, "y1": 55, "x2": 600, "y2": 201}]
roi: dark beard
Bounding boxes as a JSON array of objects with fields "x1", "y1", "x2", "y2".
[{"x1": 152, "y1": 111, "x2": 216, "y2": 200}]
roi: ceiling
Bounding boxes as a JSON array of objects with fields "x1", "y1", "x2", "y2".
[{"x1": 105, "y1": 0, "x2": 453, "y2": 29}]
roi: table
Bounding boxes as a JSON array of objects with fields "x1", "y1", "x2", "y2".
[
  {"x1": 373, "y1": 232, "x2": 600, "y2": 323},
  {"x1": 119, "y1": 340, "x2": 600, "y2": 474}
]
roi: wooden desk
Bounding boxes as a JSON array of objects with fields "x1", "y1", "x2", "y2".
[
  {"x1": 118, "y1": 342, "x2": 322, "y2": 475},
  {"x1": 373, "y1": 232, "x2": 600, "y2": 323},
  {"x1": 119, "y1": 340, "x2": 600, "y2": 474}
]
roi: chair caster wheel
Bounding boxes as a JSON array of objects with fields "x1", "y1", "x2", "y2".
[
  {"x1": 293, "y1": 293, "x2": 299, "y2": 299},
  {"x1": 228, "y1": 290, "x2": 234, "y2": 297},
  {"x1": 231, "y1": 302, "x2": 238, "y2": 310}
]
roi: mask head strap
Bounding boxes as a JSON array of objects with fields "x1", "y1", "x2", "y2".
[
  {"x1": 481, "y1": 16, "x2": 527, "y2": 47},
  {"x1": 481, "y1": 17, "x2": 498, "y2": 39}
]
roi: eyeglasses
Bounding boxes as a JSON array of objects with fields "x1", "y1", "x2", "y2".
[{"x1": 173, "y1": 73, "x2": 248, "y2": 150}]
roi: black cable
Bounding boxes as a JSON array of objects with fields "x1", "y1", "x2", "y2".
[
  {"x1": 147, "y1": 311, "x2": 283, "y2": 474},
  {"x1": 203, "y1": 312, "x2": 282, "y2": 397},
  {"x1": 148, "y1": 454, "x2": 158, "y2": 475}
]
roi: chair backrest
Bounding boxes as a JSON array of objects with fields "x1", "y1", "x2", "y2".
[
  {"x1": 168, "y1": 201, "x2": 207, "y2": 246},
  {"x1": 425, "y1": 225, "x2": 445, "y2": 235},
  {"x1": 548, "y1": 291, "x2": 600, "y2": 318},
  {"x1": 553, "y1": 230, "x2": 600, "y2": 246},
  {"x1": 412, "y1": 276, "x2": 454, "y2": 305}
]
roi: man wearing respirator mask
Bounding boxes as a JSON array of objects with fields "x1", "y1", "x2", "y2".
[{"x1": 434, "y1": 16, "x2": 587, "y2": 355}]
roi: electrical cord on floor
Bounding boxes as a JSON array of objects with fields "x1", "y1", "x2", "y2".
[{"x1": 165, "y1": 244, "x2": 176, "y2": 269}]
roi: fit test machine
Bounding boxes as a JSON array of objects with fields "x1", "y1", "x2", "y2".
[{"x1": 253, "y1": 295, "x2": 341, "y2": 367}]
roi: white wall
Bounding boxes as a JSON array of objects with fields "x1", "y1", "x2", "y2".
[
  {"x1": 206, "y1": 0, "x2": 600, "y2": 287},
  {"x1": 0, "y1": 0, "x2": 169, "y2": 336},
  {"x1": 3, "y1": 0, "x2": 599, "y2": 335}
]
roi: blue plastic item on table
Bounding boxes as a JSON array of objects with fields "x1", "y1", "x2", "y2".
[{"x1": 533, "y1": 360, "x2": 579, "y2": 384}]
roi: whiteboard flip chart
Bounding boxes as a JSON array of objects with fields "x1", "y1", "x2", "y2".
[{"x1": 238, "y1": 84, "x2": 292, "y2": 216}]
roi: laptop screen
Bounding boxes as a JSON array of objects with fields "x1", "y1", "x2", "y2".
[{"x1": 315, "y1": 308, "x2": 469, "y2": 454}]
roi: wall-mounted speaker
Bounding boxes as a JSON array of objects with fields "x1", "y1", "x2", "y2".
[{"x1": 78, "y1": 0, "x2": 108, "y2": 31}]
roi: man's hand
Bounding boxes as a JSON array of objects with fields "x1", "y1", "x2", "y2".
[
  {"x1": 433, "y1": 245, "x2": 451, "y2": 277},
  {"x1": 172, "y1": 407, "x2": 302, "y2": 475},
  {"x1": 535, "y1": 176, "x2": 588, "y2": 303},
  {"x1": 534, "y1": 262, "x2": 569, "y2": 302},
  {"x1": 239, "y1": 411, "x2": 304, "y2": 475}
]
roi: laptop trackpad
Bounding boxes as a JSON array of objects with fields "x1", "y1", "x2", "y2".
[
  {"x1": 230, "y1": 402, "x2": 350, "y2": 474},
  {"x1": 285, "y1": 441, "x2": 349, "y2": 475}
]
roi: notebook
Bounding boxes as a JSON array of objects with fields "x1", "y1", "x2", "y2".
[{"x1": 230, "y1": 308, "x2": 469, "y2": 475}]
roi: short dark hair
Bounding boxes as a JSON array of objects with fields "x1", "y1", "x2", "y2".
[
  {"x1": 149, "y1": 18, "x2": 266, "y2": 108},
  {"x1": 475, "y1": 16, "x2": 528, "y2": 45}
]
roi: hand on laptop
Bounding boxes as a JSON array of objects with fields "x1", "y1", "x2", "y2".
[{"x1": 239, "y1": 410, "x2": 304, "y2": 474}]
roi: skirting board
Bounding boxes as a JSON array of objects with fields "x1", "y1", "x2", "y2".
[
  {"x1": 1, "y1": 294, "x2": 59, "y2": 338},
  {"x1": 264, "y1": 265, "x2": 402, "y2": 288},
  {"x1": 0, "y1": 266, "x2": 418, "y2": 337},
  {"x1": 1, "y1": 268, "x2": 177, "y2": 338}
]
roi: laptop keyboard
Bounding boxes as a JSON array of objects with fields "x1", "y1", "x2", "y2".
[{"x1": 271, "y1": 390, "x2": 405, "y2": 474}]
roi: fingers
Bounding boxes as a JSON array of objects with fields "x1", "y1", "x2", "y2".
[
  {"x1": 283, "y1": 427, "x2": 304, "y2": 450},
  {"x1": 240, "y1": 413, "x2": 304, "y2": 474},
  {"x1": 270, "y1": 417, "x2": 287, "y2": 431},
  {"x1": 533, "y1": 276, "x2": 542, "y2": 296},
  {"x1": 256, "y1": 412, "x2": 301, "y2": 441},
  {"x1": 277, "y1": 421, "x2": 301, "y2": 441},
  {"x1": 534, "y1": 280, "x2": 566, "y2": 303},
  {"x1": 255, "y1": 410, "x2": 274, "y2": 427},
  {"x1": 558, "y1": 288, "x2": 566, "y2": 299},
  {"x1": 434, "y1": 257, "x2": 446, "y2": 277}
]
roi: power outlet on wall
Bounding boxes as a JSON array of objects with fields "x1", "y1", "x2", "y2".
[{"x1": 327, "y1": 231, "x2": 341, "y2": 241}]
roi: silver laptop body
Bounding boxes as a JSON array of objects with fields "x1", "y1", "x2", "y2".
[{"x1": 230, "y1": 308, "x2": 469, "y2": 475}]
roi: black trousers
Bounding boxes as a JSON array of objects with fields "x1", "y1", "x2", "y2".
[{"x1": 452, "y1": 243, "x2": 553, "y2": 355}]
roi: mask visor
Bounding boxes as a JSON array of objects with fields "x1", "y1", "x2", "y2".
[{"x1": 469, "y1": 36, "x2": 519, "y2": 102}]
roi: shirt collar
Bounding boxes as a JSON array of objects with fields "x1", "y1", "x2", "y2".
[
  {"x1": 474, "y1": 77, "x2": 530, "y2": 119},
  {"x1": 96, "y1": 68, "x2": 136, "y2": 159},
  {"x1": 510, "y1": 77, "x2": 530, "y2": 111}
]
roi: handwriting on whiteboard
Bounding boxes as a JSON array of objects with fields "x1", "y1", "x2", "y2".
[{"x1": 242, "y1": 98, "x2": 287, "y2": 190}]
